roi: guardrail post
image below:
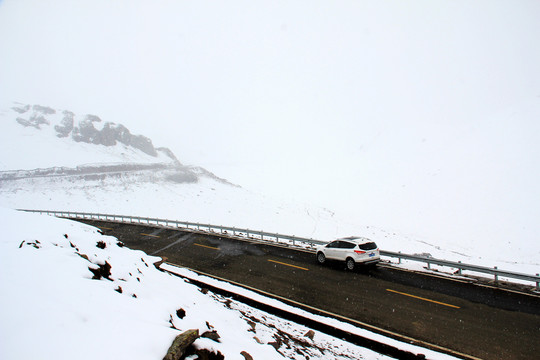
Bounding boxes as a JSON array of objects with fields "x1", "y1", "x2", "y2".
[
  {"x1": 457, "y1": 261, "x2": 462, "y2": 275},
  {"x1": 536, "y1": 274, "x2": 539, "y2": 291},
  {"x1": 494, "y1": 266, "x2": 498, "y2": 283},
  {"x1": 398, "y1": 251, "x2": 402, "y2": 264}
]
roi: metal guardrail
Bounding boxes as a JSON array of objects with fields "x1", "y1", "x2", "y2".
[
  {"x1": 381, "y1": 250, "x2": 540, "y2": 289},
  {"x1": 19, "y1": 209, "x2": 540, "y2": 290}
]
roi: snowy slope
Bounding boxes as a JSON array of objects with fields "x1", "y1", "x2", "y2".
[
  {"x1": 2, "y1": 207, "x2": 414, "y2": 360},
  {"x1": 0, "y1": 103, "x2": 538, "y2": 278}
]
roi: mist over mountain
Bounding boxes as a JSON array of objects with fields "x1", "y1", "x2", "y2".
[
  {"x1": 0, "y1": 103, "x2": 235, "y2": 187},
  {"x1": 1, "y1": 102, "x2": 538, "y2": 276}
]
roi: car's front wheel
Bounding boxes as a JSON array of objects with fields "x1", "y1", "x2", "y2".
[
  {"x1": 317, "y1": 252, "x2": 326, "y2": 264},
  {"x1": 346, "y1": 258, "x2": 355, "y2": 271}
]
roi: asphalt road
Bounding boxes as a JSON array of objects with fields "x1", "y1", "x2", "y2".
[{"x1": 79, "y1": 220, "x2": 540, "y2": 360}]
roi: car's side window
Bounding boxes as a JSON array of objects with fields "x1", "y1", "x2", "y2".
[
  {"x1": 342, "y1": 241, "x2": 356, "y2": 249},
  {"x1": 327, "y1": 241, "x2": 339, "y2": 248}
]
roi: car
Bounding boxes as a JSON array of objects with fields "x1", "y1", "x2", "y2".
[{"x1": 316, "y1": 236, "x2": 380, "y2": 270}]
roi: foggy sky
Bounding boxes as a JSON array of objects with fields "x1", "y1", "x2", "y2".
[{"x1": 1, "y1": 0, "x2": 539, "y2": 244}]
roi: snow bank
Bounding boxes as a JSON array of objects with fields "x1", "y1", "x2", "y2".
[{"x1": 0, "y1": 208, "x2": 399, "y2": 359}]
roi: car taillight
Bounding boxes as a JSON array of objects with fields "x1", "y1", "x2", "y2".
[{"x1": 354, "y1": 250, "x2": 366, "y2": 254}]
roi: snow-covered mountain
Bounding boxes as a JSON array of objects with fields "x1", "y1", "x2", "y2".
[
  {"x1": 1, "y1": 102, "x2": 538, "y2": 278},
  {"x1": 0, "y1": 103, "x2": 234, "y2": 185},
  {"x1": 0, "y1": 102, "x2": 341, "y2": 238}
]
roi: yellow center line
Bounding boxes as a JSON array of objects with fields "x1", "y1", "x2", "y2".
[
  {"x1": 268, "y1": 259, "x2": 309, "y2": 271},
  {"x1": 141, "y1": 233, "x2": 160, "y2": 238},
  {"x1": 386, "y1": 289, "x2": 461, "y2": 309},
  {"x1": 194, "y1": 243, "x2": 220, "y2": 250},
  {"x1": 100, "y1": 227, "x2": 113, "y2": 230}
]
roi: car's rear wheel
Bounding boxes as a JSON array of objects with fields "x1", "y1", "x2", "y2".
[
  {"x1": 346, "y1": 258, "x2": 355, "y2": 271},
  {"x1": 317, "y1": 252, "x2": 326, "y2": 264}
]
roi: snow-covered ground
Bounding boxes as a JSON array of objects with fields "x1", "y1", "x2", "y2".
[
  {"x1": 0, "y1": 103, "x2": 538, "y2": 279},
  {"x1": 0, "y1": 207, "x2": 460, "y2": 360},
  {"x1": 0, "y1": 103, "x2": 535, "y2": 359}
]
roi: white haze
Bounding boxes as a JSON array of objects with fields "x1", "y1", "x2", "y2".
[{"x1": 1, "y1": 1, "x2": 539, "y2": 251}]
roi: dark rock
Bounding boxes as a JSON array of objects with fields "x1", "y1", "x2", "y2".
[
  {"x1": 176, "y1": 308, "x2": 186, "y2": 319},
  {"x1": 110, "y1": 124, "x2": 129, "y2": 145},
  {"x1": 169, "y1": 315, "x2": 178, "y2": 329},
  {"x1": 96, "y1": 241, "x2": 106, "y2": 249},
  {"x1": 98, "y1": 122, "x2": 118, "y2": 146},
  {"x1": 201, "y1": 330, "x2": 220, "y2": 342},
  {"x1": 130, "y1": 134, "x2": 157, "y2": 156},
  {"x1": 72, "y1": 115, "x2": 101, "y2": 143},
  {"x1": 240, "y1": 351, "x2": 253, "y2": 360},
  {"x1": 16, "y1": 114, "x2": 49, "y2": 129},
  {"x1": 89, "y1": 261, "x2": 112, "y2": 280},
  {"x1": 55, "y1": 111, "x2": 74, "y2": 137},
  {"x1": 305, "y1": 330, "x2": 315, "y2": 340},
  {"x1": 115, "y1": 286, "x2": 123, "y2": 293},
  {"x1": 193, "y1": 349, "x2": 224, "y2": 360},
  {"x1": 162, "y1": 329, "x2": 199, "y2": 360}
]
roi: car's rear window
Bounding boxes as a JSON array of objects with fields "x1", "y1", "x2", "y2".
[{"x1": 358, "y1": 242, "x2": 378, "y2": 250}]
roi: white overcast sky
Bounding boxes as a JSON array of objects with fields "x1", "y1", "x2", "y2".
[{"x1": 1, "y1": 0, "x2": 539, "y2": 242}]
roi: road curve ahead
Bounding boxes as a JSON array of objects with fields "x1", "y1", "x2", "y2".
[{"x1": 79, "y1": 220, "x2": 540, "y2": 360}]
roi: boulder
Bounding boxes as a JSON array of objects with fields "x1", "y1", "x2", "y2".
[{"x1": 163, "y1": 329, "x2": 199, "y2": 360}]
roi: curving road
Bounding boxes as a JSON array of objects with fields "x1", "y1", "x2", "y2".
[{"x1": 78, "y1": 220, "x2": 540, "y2": 360}]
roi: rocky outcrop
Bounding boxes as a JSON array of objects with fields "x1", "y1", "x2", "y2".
[
  {"x1": 5, "y1": 103, "x2": 236, "y2": 185},
  {"x1": 70, "y1": 116, "x2": 158, "y2": 156},
  {"x1": 12, "y1": 103, "x2": 165, "y2": 157}
]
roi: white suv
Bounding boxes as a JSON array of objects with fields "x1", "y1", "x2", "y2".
[{"x1": 316, "y1": 236, "x2": 380, "y2": 270}]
